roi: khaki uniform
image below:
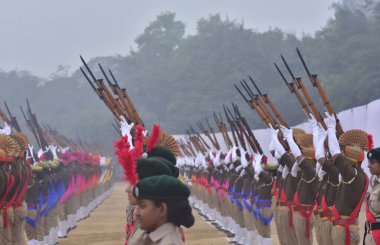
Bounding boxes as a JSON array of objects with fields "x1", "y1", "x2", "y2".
[
  {"x1": 129, "y1": 223, "x2": 184, "y2": 245},
  {"x1": 364, "y1": 178, "x2": 380, "y2": 244}
]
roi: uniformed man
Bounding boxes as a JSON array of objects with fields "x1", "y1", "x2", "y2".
[
  {"x1": 364, "y1": 147, "x2": 380, "y2": 244},
  {"x1": 321, "y1": 113, "x2": 370, "y2": 245}
]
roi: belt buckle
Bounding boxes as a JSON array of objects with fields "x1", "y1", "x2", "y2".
[{"x1": 366, "y1": 221, "x2": 372, "y2": 233}]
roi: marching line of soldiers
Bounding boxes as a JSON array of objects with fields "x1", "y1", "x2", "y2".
[
  {"x1": 173, "y1": 49, "x2": 380, "y2": 245},
  {"x1": 177, "y1": 113, "x2": 377, "y2": 245},
  {"x1": 0, "y1": 99, "x2": 115, "y2": 245}
]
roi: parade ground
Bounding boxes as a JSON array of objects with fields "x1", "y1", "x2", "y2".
[{"x1": 58, "y1": 182, "x2": 367, "y2": 245}]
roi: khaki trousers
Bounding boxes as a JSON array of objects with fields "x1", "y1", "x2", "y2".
[
  {"x1": 293, "y1": 211, "x2": 315, "y2": 245},
  {"x1": 278, "y1": 206, "x2": 298, "y2": 245},
  {"x1": 11, "y1": 203, "x2": 27, "y2": 245},
  {"x1": 315, "y1": 216, "x2": 333, "y2": 245},
  {"x1": 256, "y1": 206, "x2": 272, "y2": 238},
  {"x1": 274, "y1": 205, "x2": 287, "y2": 245},
  {"x1": 331, "y1": 224, "x2": 360, "y2": 245},
  {"x1": 25, "y1": 209, "x2": 37, "y2": 241}
]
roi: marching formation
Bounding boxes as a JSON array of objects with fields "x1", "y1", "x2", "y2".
[
  {"x1": 0, "y1": 101, "x2": 113, "y2": 245},
  {"x1": 173, "y1": 49, "x2": 380, "y2": 245}
]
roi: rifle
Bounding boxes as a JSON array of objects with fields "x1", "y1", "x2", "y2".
[
  {"x1": 4, "y1": 101, "x2": 21, "y2": 132},
  {"x1": 0, "y1": 106, "x2": 10, "y2": 124},
  {"x1": 205, "y1": 117, "x2": 221, "y2": 150},
  {"x1": 296, "y1": 48, "x2": 344, "y2": 136},
  {"x1": 80, "y1": 67, "x2": 119, "y2": 119},
  {"x1": 189, "y1": 125, "x2": 210, "y2": 151},
  {"x1": 239, "y1": 81, "x2": 277, "y2": 126},
  {"x1": 26, "y1": 99, "x2": 49, "y2": 149},
  {"x1": 108, "y1": 69, "x2": 144, "y2": 126},
  {"x1": 224, "y1": 104, "x2": 248, "y2": 150},
  {"x1": 235, "y1": 83, "x2": 289, "y2": 151},
  {"x1": 213, "y1": 111, "x2": 232, "y2": 149},
  {"x1": 248, "y1": 76, "x2": 288, "y2": 127},
  {"x1": 185, "y1": 129, "x2": 205, "y2": 155},
  {"x1": 280, "y1": 55, "x2": 327, "y2": 129},
  {"x1": 232, "y1": 103, "x2": 263, "y2": 154},
  {"x1": 80, "y1": 56, "x2": 126, "y2": 119},
  {"x1": 228, "y1": 103, "x2": 259, "y2": 153},
  {"x1": 98, "y1": 63, "x2": 135, "y2": 123},
  {"x1": 196, "y1": 121, "x2": 219, "y2": 150},
  {"x1": 235, "y1": 84, "x2": 269, "y2": 127},
  {"x1": 274, "y1": 62, "x2": 313, "y2": 119}
]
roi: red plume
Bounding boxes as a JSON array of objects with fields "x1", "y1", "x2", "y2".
[
  {"x1": 132, "y1": 125, "x2": 145, "y2": 159},
  {"x1": 114, "y1": 135, "x2": 138, "y2": 185},
  {"x1": 147, "y1": 124, "x2": 161, "y2": 152},
  {"x1": 368, "y1": 134, "x2": 374, "y2": 151},
  {"x1": 115, "y1": 149, "x2": 138, "y2": 185},
  {"x1": 114, "y1": 135, "x2": 130, "y2": 151}
]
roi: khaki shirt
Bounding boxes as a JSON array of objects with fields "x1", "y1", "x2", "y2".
[
  {"x1": 369, "y1": 178, "x2": 380, "y2": 219},
  {"x1": 128, "y1": 223, "x2": 184, "y2": 245}
]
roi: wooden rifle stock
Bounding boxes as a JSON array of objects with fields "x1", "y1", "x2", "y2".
[
  {"x1": 309, "y1": 74, "x2": 344, "y2": 136},
  {"x1": 0, "y1": 108, "x2": 10, "y2": 124},
  {"x1": 263, "y1": 94, "x2": 288, "y2": 128},
  {"x1": 294, "y1": 78, "x2": 327, "y2": 129}
]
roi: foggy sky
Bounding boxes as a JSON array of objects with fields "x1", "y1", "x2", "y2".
[{"x1": 0, "y1": 0, "x2": 338, "y2": 78}]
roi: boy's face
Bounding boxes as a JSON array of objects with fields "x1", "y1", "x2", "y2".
[{"x1": 135, "y1": 199, "x2": 167, "y2": 232}]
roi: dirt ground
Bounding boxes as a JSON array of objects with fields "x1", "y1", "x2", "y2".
[{"x1": 59, "y1": 182, "x2": 366, "y2": 245}]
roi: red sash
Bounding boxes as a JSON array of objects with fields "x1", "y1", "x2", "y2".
[
  {"x1": 332, "y1": 174, "x2": 368, "y2": 245},
  {"x1": 281, "y1": 189, "x2": 294, "y2": 228},
  {"x1": 294, "y1": 191, "x2": 315, "y2": 239}
]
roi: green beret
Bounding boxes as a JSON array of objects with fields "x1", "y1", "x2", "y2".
[
  {"x1": 149, "y1": 157, "x2": 179, "y2": 178},
  {"x1": 367, "y1": 147, "x2": 380, "y2": 163},
  {"x1": 136, "y1": 158, "x2": 173, "y2": 180},
  {"x1": 148, "y1": 145, "x2": 176, "y2": 165},
  {"x1": 133, "y1": 175, "x2": 190, "y2": 200}
]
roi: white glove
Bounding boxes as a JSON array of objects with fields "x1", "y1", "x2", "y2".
[
  {"x1": 291, "y1": 162, "x2": 300, "y2": 177},
  {"x1": 309, "y1": 114, "x2": 319, "y2": 148},
  {"x1": 240, "y1": 169, "x2": 246, "y2": 177},
  {"x1": 0, "y1": 123, "x2": 11, "y2": 135},
  {"x1": 278, "y1": 165, "x2": 283, "y2": 172},
  {"x1": 280, "y1": 125, "x2": 293, "y2": 139},
  {"x1": 213, "y1": 151, "x2": 221, "y2": 167},
  {"x1": 120, "y1": 116, "x2": 134, "y2": 136},
  {"x1": 49, "y1": 145, "x2": 58, "y2": 160},
  {"x1": 315, "y1": 128, "x2": 327, "y2": 161},
  {"x1": 240, "y1": 147, "x2": 248, "y2": 168},
  {"x1": 274, "y1": 150, "x2": 282, "y2": 160},
  {"x1": 37, "y1": 148, "x2": 46, "y2": 159},
  {"x1": 280, "y1": 125, "x2": 301, "y2": 158},
  {"x1": 325, "y1": 112, "x2": 340, "y2": 156},
  {"x1": 282, "y1": 165, "x2": 289, "y2": 179},
  {"x1": 223, "y1": 148, "x2": 232, "y2": 164},
  {"x1": 254, "y1": 154, "x2": 263, "y2": 176},
  {"x1": 269, "y1": 125, "x2": 286, "y2": 156},
  {"x1": 318, "y1": 168, "x2": 326, "y2": 181},
  {"x1": 236, "y1": 165, "x2": 243, "y2": 173},
  {"x1": 316, "y1": 161, "x2": 322, "y2": 173},
  {"x1": 268, "y1": 139, "x2": 275, "y2": 152},
  {"x1": 231, "y1": 146, "x2": 239, "y2": 162},
  {"x1": 325, "y1": 112, "x2": 336, "y2": 130},
  {"x1": 142, "y1": 130, "x2": 148, "y2": 137}
]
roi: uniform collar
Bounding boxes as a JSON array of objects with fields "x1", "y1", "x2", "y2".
[{"x1": 147, "y1": 223, "x2": 176, "y2": 243}]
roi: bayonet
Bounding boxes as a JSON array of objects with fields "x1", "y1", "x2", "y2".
[
  {"x1": 108, "y1": 68, "x2": 121, "y2": 88},
  {"x1": 234, "y1": 84, "x2": 249, "y2": 102},
  {"x1": 296, "y1": 47, "x2": 312, "y2": 78},
  {"x1": 80, "y1": 55, "x2": 97, "y2": 81}
]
